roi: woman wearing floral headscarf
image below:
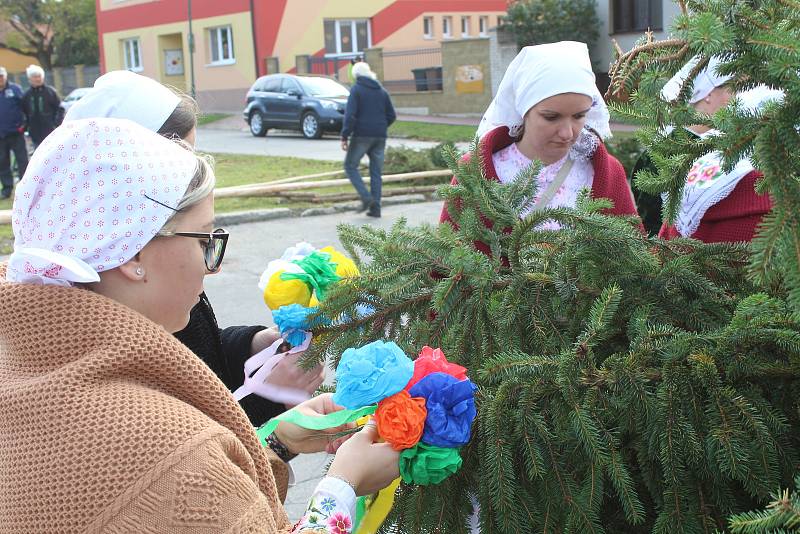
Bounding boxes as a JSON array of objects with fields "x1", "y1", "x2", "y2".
[
  {"x1": 0, "y1": 118, "x2": 399, "y2": 533},
  {"x1": 440, "y1": 41, "x2": 638, "y2": 249}
]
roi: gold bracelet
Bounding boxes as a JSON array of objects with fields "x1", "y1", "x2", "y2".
[{"x1": 327, "y1": 473, "x2": 358, "y2": 494}]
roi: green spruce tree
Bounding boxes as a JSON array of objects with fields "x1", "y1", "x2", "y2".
[{"x1": 303, "y1": 2, "x2": 800, "y2": 532}]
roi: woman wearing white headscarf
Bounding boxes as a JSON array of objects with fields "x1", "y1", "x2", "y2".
[
  {"x1": 67, "y1": 70, "x2": 325, "y2": 429},
  {"x1": 653, "y1": 57, "x2": 778, "y2": 243},
  {"x1": 0, "y1": 118, "x2": 399, "y2": 533},
  {"x1": 440, "y1": 41, "x2": 638, "y2": 248}
]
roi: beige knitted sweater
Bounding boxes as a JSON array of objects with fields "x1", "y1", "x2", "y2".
[{"x1": 0, "y1": 263, "x2": 294, "y2": 533}]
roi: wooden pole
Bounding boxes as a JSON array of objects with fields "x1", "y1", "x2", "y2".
[{"x1": 215, "y1": 169, "x2": 451, "y2": 198}]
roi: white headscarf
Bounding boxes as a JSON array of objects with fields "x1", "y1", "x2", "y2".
[
  {"x1": 661, "y1": 56, "x2": 733, "y2": 104},
  {"x1": 65, "y1": 70, "x2": 181, "y2": 132},
  {"x1": 477, "y1": 41, "x2": 611, "y2": 140},
  {"x1": 6, "y1": 118, "x2": 198, "y2": 286}
]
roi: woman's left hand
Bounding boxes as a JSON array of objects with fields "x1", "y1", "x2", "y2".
[{"x1": 273, "y1": 393, "x2": 356, "y2": 455}]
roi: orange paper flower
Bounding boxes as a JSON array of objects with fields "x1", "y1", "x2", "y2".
[{"x1": 375, "y1": 390, "x2": 427, "y2": 451}]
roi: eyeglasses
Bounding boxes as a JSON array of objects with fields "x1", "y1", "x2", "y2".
[{"x1": 157, "y1": 228, "x2": 229, "y2": 272}]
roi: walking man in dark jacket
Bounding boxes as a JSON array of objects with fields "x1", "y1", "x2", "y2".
[
  {"x1": 22, "y1": 64, "x2": 61, "y2": 148},
  {"x1": 341, "y1": 61, "x2": 396, "y2": 218},
  {"x1": 0, "y1": 66, "x2": 28, "y2": 199}
]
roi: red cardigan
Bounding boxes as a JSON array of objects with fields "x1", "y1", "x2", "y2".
[
  {"x1": 658, "y1": 171, "x2": 772, "y2": 243},
  {"x1": 439, "y1": 126, "x2": 639, "y2": 256}
]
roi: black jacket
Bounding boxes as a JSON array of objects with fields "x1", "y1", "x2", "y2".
[
  {"x1": 22, "y1": 84, "x2": 61, "y2": 143},
  {"x1": 341, "y1": 76, "x2": 396, "y2": 139},
  {"x1": 173, "y1": 293, "x2": 285, "y2": 427}
]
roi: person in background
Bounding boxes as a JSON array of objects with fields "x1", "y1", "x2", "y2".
[
  {"x1": 341, "y1": 61, "x2": 396, "y2": 218},
  {"x1": 650, "y1": 57, "x2": 774, "y2": 243},
  {"x1": 0, "y1": 66, "x2": 28, "y2": 199},
  {"x1": 440, "y1": 41, "x2": 639, "y2": 252},
  {"x1": 65, "y1": 70, "x2": 324, "y2": 428},
  {"x1": 21, "y1": 64, "x2": 61, "y2": 148}
]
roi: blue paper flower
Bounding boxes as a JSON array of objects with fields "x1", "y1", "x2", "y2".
[
  {"x1": 273, "y1": 304, "x2": 329, "y2": 346},
  {"x1": 408, "y1": 372, "x2": 477, "y2": 448},
  {"x1": 333, "y1": 340, "x2": 414, "y2": 409}
]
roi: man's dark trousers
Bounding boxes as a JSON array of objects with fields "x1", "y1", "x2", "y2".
[
  {"x1": 344, "y1": 136, "x2": 386, "y2": 215},
  {"x1": 0, "y1": 132, "x2": 28, "y2": 197}
]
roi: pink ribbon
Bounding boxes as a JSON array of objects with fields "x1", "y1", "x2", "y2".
[{"x1": 232, "y1": 332, "x2": 313, "y2": 406}]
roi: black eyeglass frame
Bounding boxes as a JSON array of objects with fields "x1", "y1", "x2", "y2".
[{"x1": 157, "y1": 228, "x2": 229, "y2": 272}]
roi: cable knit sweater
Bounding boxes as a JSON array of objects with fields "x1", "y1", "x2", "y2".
[{"x1": 0, "y1": 262, "x2": 297, "y2": 533}]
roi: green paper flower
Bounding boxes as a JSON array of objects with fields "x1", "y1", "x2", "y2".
[
  {"x1": 281, "y1": 251, "x2": 340, "y2": 300},
  {"x1": 399, "y1": 443, "x2": 462, "y2": 485}
]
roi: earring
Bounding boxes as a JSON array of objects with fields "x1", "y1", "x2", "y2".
[{"x1": 136, "y1": 267, "x2": 144, "y2": 276}]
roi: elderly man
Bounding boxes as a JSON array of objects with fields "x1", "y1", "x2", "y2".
[
  {"x1": 0, "y1": 66, "x2": 27, "y2": 199},
  {"x1": 22, "y1": 64, "x2": 61, "y2": 148}
]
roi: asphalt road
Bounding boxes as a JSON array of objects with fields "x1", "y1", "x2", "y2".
[
  {"x1": 196, "y1": 126, "x2": 451, "y2": 161},
  {"x1": 203, "y1": 200, "x2": 444, "y2": 519}
]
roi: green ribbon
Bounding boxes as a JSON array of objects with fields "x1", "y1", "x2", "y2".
[{"x1": 256, "y1": 404, "x2": 377, "y2": 445}]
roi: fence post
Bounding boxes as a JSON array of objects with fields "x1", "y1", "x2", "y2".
[
  {"x1": 74, "y1": 65, "x2": 85, "y2": 88},
  {"x1": 295, "y1": 55, "x2": 310, "y2": 74},
  {"x1": 364, "y1": 47, "x2": 383, "y2": 82},
  {"x1": 265, "y1": 57, "x2": 280, "y2": 74}
]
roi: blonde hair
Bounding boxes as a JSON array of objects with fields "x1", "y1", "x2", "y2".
[
  {"x1": 351, "y1": 62, "x2": 376, "y2": 80},
  {"x1": 161, "y1": 152, "x2": 216, "y2": 232}
]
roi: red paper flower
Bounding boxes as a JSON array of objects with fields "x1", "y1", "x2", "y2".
[
  {"x1": 375, "y1": 390, "x2": 427, "y2": 451},
  {"x1": 405, "y1": 346, "x2": 467, "y2": 390}
]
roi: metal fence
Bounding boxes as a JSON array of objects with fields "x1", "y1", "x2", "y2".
[
  {"x1": 307, "y1": 53, "x2": 363, "y2": 83},
  {"x1": 7, "y1": 65, "x2": 101, "y2": 97},
  {"x1": 381, "y1": 48, "x2": 442, "y2": 94}
]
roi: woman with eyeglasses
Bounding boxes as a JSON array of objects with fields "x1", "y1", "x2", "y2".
[
  {"x1": 66, "y1": 70, "x2": 325, "y2": 433},
  {"x1": 0, "y1": 118, "x2": 399, "y2": 532}
]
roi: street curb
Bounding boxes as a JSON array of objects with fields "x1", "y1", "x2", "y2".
[{"x1": 214, "y1": 194, "x2": 433, "y2": 227}]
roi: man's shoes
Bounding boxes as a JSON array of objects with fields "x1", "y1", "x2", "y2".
[
  {"x1": 0, "y1": 189, "x2": 11, "y2": 200},
  {"x1": 366, "y1": 208, "x2": 381, "y2": 218}
]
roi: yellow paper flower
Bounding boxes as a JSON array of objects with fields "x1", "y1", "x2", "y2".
[
  {"x1": 320, "y1": 246, "x2": 360, "y2": 278},
  {"x1": 309, "y1": 294, "x2": 321, "y2": 308},
  {"x1": 263, "y1": 269, "x2": 311, "y2": 310}
]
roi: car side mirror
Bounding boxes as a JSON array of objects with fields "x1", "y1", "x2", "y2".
[{"x1": 287, "y1": 89, "x2": 301, "y2": 98}]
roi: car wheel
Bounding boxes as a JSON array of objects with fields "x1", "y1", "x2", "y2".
[
  {"x1": 249, "y1": 110, "x2": 267, "y2": 137},
  {"x1": 301, "y1": 112, "x2": 322, "y2": 139}
]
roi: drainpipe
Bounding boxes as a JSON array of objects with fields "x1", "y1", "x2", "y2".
[
  {"x1": 250, "y1": 0, "x2": 260, "y2": 77},
  {"x1": 188, "y1": 0, "x2": 196, "y2": 98}
]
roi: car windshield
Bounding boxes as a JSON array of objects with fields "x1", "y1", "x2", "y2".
[
  {"x1": 299, "y1": 77, "x2": 349, "y2": 98},
  {"x1": 65, "y1": 89, "x2": 89, "y2": 101}
]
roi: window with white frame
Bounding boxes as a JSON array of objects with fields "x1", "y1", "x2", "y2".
[
  {"x1": 423, "y1": 16, "x2": 433, "y2": 39},
  {"x1": 461, "y1": 16, "x2": 471, "y2": 37},
  {"x1": 479, "y1": 16, "x2": 489, "y2": 36},
  {"x1": 323, "y1": 19, "x2": 371, "y2": 55},
  {"x1": 208, "y1": 25, "x2": 235, "y2": 64},
  {"x1": 123, "y1": 38, "x2": 142, "y2": 71},
  {"x1": 442, "y1": 16, "x2": 452, "y2": 38}
]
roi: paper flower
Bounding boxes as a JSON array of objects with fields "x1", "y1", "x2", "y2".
[
  {"x1": 333, "y1": 340, "x2": 414, "y2": 409},
  {"x1": 282, "y1": 251, "x2": 340, "y2": 300},
  {"x1": 280, "y1": 241, "x2": 316, "y2": 263},
  {"x1": 320, "y1": 246, "x2": 360, "y2": 278},
  {"x1": 408, "y1": 372, "x2": 477, "y2": 448},
  {"x1": 405, "y1": 346, "x2": 468, "y2": 390},
  {"x1": 375, "y1": 390, "x2": 427, "y2": 451},
  {"x1": 272, "y1": 304, "x2": 314, "y2": 346},
  {"x1": 399, "y1": 443, "x2": 463, "y2": 485},
  {"x1": 259, "y1": 259, "x2": 312, "y2": 310}
]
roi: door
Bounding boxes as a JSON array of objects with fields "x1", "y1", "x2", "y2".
[{"x1": 277, "y1": 77, "x2": 304, "y2": 124}]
